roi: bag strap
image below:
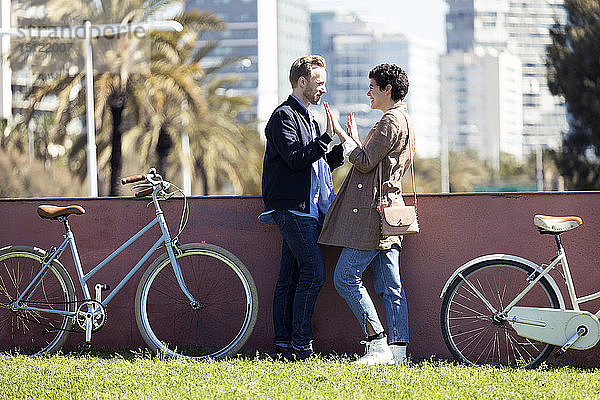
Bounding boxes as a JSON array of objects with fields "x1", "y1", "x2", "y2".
[{"x1": 377, "y1": 111, "x2": 417, "y2": 211}]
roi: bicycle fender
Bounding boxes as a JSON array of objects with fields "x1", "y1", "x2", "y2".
[{"x1": 439, "y1": 253, "x2": 566, "y2": 309}]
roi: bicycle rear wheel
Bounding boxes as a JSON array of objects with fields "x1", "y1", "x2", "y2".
[
  {"x1": 135, "y1": 243, "x2": 258, "y2": 359},
  {"x1": 441, "y1": 259, "x2": 560, "y2": 368},
  {"x1": 0, "y1": 246, "x2": 76, "y2": 356}
]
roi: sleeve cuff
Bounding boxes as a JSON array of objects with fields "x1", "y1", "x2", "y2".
[
  {"x1": 342, "y1": 140, "x2": 358, "y2": 156},
  {"x1": 318, "y1": 132, "x2": 333, "y2": 145}
]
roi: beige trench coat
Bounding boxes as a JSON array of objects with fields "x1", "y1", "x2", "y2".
[{"x1": 318, "y1": 103, "x2": 414, "y2": 250}]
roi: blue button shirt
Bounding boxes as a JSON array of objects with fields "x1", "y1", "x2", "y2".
[{"x1": 259, "y1": 95, "x2": 335, "y2": 225}]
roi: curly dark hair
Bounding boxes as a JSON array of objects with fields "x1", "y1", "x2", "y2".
[{"x1": 368, "y1": 64, "x2": 409, "y2": 102}]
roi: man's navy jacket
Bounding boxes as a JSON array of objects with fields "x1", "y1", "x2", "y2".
[{"x1": 262, "y1": 96, "x2": 344, "y2": 213}]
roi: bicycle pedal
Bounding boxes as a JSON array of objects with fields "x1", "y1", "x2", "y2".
[
  {"x1": 95, "y1": 283, "x2": 110, "y2": 302},
  {"x1": 77, "y1": 341, "x2": 92, "y2": 352},
  {"x1": 553, "y1": 349, "x2": 565, "y2": 358}
]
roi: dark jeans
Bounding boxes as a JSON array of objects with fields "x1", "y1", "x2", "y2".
[{"x1": 271, "y1": 210, "x2": 325, "y2": 351}]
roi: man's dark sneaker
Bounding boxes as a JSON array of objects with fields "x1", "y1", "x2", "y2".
[
  {"x1": 292, "y1": 348, "x2": 313, "y2": 361},
  {"x1": 274, "y1": 344, "x2": 293, "y2": 361}
]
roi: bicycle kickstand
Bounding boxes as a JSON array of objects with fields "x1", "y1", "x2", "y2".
[{"x1": 554, "y1": 326, "x2": 588, "y2": 358}]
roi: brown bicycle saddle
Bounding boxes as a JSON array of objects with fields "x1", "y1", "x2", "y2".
[
  {"x1": 534, "y1": 215, "x2": 582, "y2": 233},
  {"x1": 37, "y1": 205, "x2": 86, "y2": 219}
]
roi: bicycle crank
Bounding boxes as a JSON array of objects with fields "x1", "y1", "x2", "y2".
[{"x1": 76, "y1": 300, "x2": 107, "y2": 335}]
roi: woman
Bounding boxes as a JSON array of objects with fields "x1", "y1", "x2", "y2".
[{"x1": 319, "y1": 64, "x2": 414, "y2": 365}]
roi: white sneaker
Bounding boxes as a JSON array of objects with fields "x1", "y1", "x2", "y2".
[
  {"x1": 354, "y1": 337, "x2": 394, "y2": 365},
  {"x1": 389, "y1": 344, "x2": 407, "y2": 364}
]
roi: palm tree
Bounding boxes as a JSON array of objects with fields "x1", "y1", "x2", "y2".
[
  {"x1": 187, "y1": 77, "x2": 262, "y2": 195},
  {"x1": 20, "y1": 0, "x2": 207, "y2": 195},
  {"x1": 19, "y1": 2, "x2": 263, "y2": 196},
  {"x1": 127, "y1": 18, "x2": 263, "y2": 195},
  {"x1": 126, "y1": 11, "x2": 220, "y2": 179}
]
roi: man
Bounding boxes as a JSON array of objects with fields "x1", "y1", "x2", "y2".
[{"x1": 260, "y1": 55, "x2": 344, "y2": 359}]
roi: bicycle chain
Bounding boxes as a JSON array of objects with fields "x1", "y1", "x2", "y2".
[{"x1": 10, "y1": 299, "x2": 104, "y2": 334}]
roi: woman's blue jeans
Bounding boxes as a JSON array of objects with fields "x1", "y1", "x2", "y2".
[{"x1": 333, "y1": 244, "x2": 409, "y2": 344}]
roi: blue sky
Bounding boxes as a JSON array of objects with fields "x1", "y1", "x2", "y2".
[{"x1": 307, "y1": 0, "x2": 448, "y2": 51}]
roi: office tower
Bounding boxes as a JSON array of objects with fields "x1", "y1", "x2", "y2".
[
  {"x1": 445, "y1": 0, "x2": 567, "y2": 155},
  {"x1": 441, "y1": 49, "x2": 523, "y2": 167},
  {"x1": 505, "y1": 0, "x2": 567, "y2": 150},
  {"x1": 186, "y1": 0, "x2": 310, "y2": 127},
  {"x1": 312, "y1": 12, "x2": 441, "y2": 158},
  {"x1": 277, "y1": 0, "x2": 310, "y2": 102}
]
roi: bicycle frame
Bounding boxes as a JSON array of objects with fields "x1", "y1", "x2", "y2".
[
  {"x1": 438, "y1": 217, "x2": 600, "y2": 366},
  {"x1": 14, "y1": 190, "x2": 195, "y2": 318},
  {"x1": 482, "y1": 234, "x2": 600, "y2": 317}
]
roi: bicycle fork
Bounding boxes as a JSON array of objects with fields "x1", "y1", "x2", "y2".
[
  {"x1": 155, "y1": 206, "x2": 197, "y2": 308},
  {"x1": 165, "y1": 241, "x2": 198, "y2": 307}
]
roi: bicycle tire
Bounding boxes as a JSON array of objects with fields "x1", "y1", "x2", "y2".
[
  {"x1": 0, "y1": 246, "x2": 76, "y2": 356},
  {"x1": 135, "y1": 243, "x2": 258, "y2": 359},
  {"x1": 441, "y1": 259, "x2": 560, "y2": 368}
]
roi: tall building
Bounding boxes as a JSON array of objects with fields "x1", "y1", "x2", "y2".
[
  {"x1": 445, "y1": 0, "x2": 568, "y2": 155},
  {"x1": 277, "y1": 0, "x2": 310, "y2": 102},
  {"x1": 505, "y1": 0, "x2": 567, "y2": 150},
  {"x1": 441, "y1": 49, "x2": 523, "y2": 167},
  {"x1": 312, "y1": 13, "x2": 441, "y2": 158},
  {"x1": 186, "y1": 0, "x2": 310, "y2": 128}
]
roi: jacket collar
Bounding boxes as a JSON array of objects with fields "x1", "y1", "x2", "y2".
[
  {"x1": 386, "y1": 102, "x2": 408, "y2": 114},
  {"x1": 287, "y1": 95, "x2": 312, "y2": 119}
]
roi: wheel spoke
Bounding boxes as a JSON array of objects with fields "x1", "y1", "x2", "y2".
[
  {"x1": 450, "y1": 298, "x2": 490, "y2": 318},
  {"x1": 442, "y1": 260, "x2": 558, "y2": 368},
  {"x1": 137, "y1": 245, "x2": 257, "y2": 359},
  {"x1": 0, "y1": 249, "x2": 74, "y2": 356}
]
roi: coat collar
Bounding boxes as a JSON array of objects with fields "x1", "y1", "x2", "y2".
[
  {"x1": 287, "y1": 95, "x2": 312, "y2": 119},
  {"x1": 385, "y1": 102, "x2": 408, "y2": 114}
]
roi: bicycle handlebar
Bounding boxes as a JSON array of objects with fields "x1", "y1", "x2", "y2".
[
  {"x1": 121, "y1": 174, "x2": 145, "y2": 185},
  {"x1": 121, "y1": 169, "x2": 171, "y2": 198},
  {"x1": 134, "y1": 187, "x2": 154, "y2": 198},
  {"x1": 121, "y1": 168, "x2": 188, "y2": 243}
]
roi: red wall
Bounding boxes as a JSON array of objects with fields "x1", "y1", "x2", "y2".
[{"x1": 1, "y1": 192, "x2": 600, "y2": 365}]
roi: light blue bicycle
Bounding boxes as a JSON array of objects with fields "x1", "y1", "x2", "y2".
[{"x1": 0, "y1": 169, "x2": 258, "y2": 359}]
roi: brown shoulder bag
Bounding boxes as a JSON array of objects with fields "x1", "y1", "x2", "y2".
[{"x1": 377, "y1": 112, "x2": 419, "y2": 236}]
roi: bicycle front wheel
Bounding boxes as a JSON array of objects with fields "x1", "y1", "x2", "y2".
[
  {"x1": 135, "y1": 243, "x2": 258, "y2": 359},
  {"x1": 441, "y1": 259, "x2": 560, "y2": 368},
  {"x1": 0, "y1": 246, "x2": 76, "y2": 356}
]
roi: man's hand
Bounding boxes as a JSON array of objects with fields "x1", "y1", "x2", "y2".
[
  {"x1": 324, "y1": 102, "x2": 346, "y2": 142},
  {"x1": 324, "y1": 102, "x2": 334, "y2": 139}
]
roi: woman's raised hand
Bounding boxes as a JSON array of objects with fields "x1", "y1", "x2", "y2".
[{"x1": 345, "y1": 113, "x2": 361, "y2": 146}]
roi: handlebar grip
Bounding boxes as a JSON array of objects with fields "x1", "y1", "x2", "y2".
[
  {"x1": 134, "y1": 187, "x2": 154, "y2": 198},
  {"x1": 121, "y1": 174, "x2": 145, "y2": 185}
]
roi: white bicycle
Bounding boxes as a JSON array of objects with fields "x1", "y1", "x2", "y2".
[{"x1": 440, "y1": 214, "x2": 599, "y2": 368}]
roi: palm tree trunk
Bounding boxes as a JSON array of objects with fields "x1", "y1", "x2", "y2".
[
  {"x1": 196, "y1": 160, "x2": 209, "y2": 195},
  {"x1": 156, "y1": 126, "x2": 173, "y2": 178},
  {"x1": 109, "y1": 104, "x2": 124, "y2": 196}
]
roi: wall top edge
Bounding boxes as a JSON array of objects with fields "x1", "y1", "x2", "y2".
[{"x1": 0, "y1": 192, "x2": 599, "y2": 202}]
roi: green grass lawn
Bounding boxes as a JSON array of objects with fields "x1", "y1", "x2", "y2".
[{"x1": 1, "y1": 352, "x2": 600, "y2": 399}]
